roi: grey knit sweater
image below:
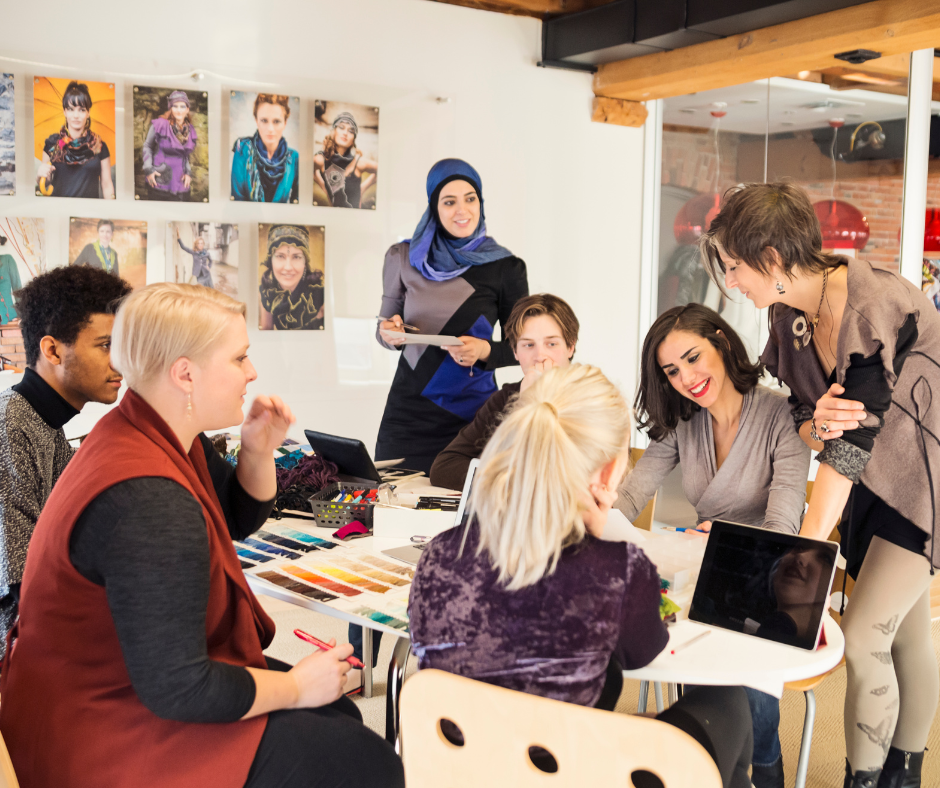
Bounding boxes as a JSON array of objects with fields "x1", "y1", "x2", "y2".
[{"x1": 0, "y1": 371, "x2": 77, "y2": 648}]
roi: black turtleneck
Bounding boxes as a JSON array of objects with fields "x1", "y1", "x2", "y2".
[{"x1": 11, "y1": 368, "x2": 80, "y2": 431}]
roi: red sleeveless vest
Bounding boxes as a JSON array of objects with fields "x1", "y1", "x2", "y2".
[{"x1": 0, "y1": 390, "x2": 276, "y2": 788}]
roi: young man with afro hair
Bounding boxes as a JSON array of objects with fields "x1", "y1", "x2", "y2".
[{"x1": 0, "y1": 266, "x2": 131, "y2": 655}]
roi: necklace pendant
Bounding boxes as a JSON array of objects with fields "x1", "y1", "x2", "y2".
[{"x1": 792, "y1": 314, "x2": 813, "y2": 351}]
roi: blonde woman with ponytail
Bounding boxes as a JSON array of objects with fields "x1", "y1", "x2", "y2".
[{"x1": 408, "y1": 364, "x2": 754, "y2": 788}]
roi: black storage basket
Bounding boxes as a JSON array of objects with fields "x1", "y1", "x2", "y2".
[{"x1": 307, "y1": 482, "x2": 378, "y2": 529}]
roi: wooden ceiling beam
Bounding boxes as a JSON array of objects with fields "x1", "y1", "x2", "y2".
[
  {"x1": 423, "y1": 0, "x2": 616, "y2": 19},
  {"x1": 594, "y1": 0, "x2": 940, "y2": 101}
]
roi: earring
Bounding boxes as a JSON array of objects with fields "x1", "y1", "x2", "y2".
[
  {"x1": 186, "y1": 393, "x2": 193, "y2": 421},
  {"x1": 775, "y1": 281, "x2": 786, "y2": 294}
]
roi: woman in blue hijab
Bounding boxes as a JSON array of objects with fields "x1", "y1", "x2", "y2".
[{"x1": 348, "y1": 159, "x2": 528, "y2": 685}]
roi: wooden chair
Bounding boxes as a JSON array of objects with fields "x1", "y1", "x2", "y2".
[
  {"x1": 784, "y1": 657, "x2": 846, "y2": 788},
  {"x1": 401, "y1": 668, "x2": 722, "y2": 787},
  {"x1": 0, "y1": 730, "x2": 20, "y2": 788},
  {"x1": 629, "y1": 447, "x2": 657, "y2": 531}
]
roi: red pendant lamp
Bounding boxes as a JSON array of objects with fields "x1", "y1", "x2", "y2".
[
  {"x1": 673, "y1": 104, "x2": 727, "y2": 246},
  {"x1": 813, "y1": 199, "x2": 870, "y2": 250},
  {"x1": 674, "y1": 192, "x2": 722, "y2": 245},
  {"x1": 925, "y1": 208, "x2": 940, "y2": 253}
]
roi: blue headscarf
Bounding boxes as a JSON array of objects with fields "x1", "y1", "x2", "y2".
[{"x1": 409, "y1": 159, "x2": 513, "y2": 282}]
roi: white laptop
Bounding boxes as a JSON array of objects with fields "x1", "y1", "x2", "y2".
[{"x1": 381, "y1": 459, "x2": 480, "y2": 566}]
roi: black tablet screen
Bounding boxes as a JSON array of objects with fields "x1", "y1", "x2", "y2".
[{"x1": 689, "y1": 521, "x2": 839, "y2": 650}]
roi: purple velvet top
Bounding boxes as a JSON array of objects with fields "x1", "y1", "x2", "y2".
[{"x1": 408, "y1": 523, "x2": 669, "y2": 707}]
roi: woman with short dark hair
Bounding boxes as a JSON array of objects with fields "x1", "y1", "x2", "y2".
[
  {"x1": 703, "y1": 180, "x2": 940, "y2": 788},
  {"x1": 619, "y1": 303, "x2": 810, "y2": 788}
]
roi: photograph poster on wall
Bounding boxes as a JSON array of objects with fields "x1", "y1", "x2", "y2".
[
  {"x1": 0, "y1": 218, "x2": 46, "y2": 325},
  {"x1": 34, "y1": 77, "x2": 116, "y2": 199},
  {"x1": 167, "y1": 222, "x2": 240, "y2": 300},
  {"x1": 313, "y1": 101, "x2": 378, "y2": 210},
  {"x1": 0, "y1": 75, "x2": 14, "y2": 196},
  {"x1": 69, "y1": 217, "x2": 147, "y2": 290},
  {"x1": 230, "y1": 92, "x2": 300, "y2": 204},
  {"x1": 257, "y1": 224, "x2": 324, "y2": 331},
  {"x1": 134, "y1": 87, "x2": 209, "y2": 203}
]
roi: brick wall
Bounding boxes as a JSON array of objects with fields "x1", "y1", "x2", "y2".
[
  {"x1": 662, "y1": 125, "x2": 940, "y2": 272},
  {"x1": 663, "y1": 126, "x2": 741, "y2": 194},
  {"x1": 0, "y1": 326, "x2": 25, "y2": 368}
]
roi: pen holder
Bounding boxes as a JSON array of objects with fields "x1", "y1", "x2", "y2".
[{"x1": 307, "y1": 482, "x2": 379, "y2": 529}]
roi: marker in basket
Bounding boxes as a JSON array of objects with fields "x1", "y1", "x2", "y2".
[
  {"x1": 294, "y1": 629, "x2": 365, "y2": 668},
  {"x1": 670, "y1": 631, "x2": 711, "y2": 655}
]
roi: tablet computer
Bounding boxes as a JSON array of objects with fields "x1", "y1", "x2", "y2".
[
  {"x1": 689, "y1": 521, "x2": 839, "y2": 651},
  {"x1": 304, "y1": 430, "x2": 382, "y2": 483}
]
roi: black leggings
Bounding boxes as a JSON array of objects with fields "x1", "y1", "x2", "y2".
[
  {"x1": 244, "y1": 658, "x2": 404, "y2": 788},
  {"x1": 595, "y1": 661, "x2": 752, "y2": 788},
  {"x1": 656, "y1": 686, "x2": 754, "y2": 788}
]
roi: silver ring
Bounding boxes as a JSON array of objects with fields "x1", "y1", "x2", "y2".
[{"x1": 820, "y1": 420, "x2": 831, "y2": 433}]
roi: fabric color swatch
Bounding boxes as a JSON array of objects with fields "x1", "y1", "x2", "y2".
[
  {"x1": 236, "y1": 547, "x2": 274, "y2": 563},
  {"x1": 241, "y1": 537, "x2": 301, "y2": 559},
  {"x1": 272, "y1": 527, "x2": 339, "y2": 549},
  {"x1": 281, "y1": 564, "x2": 363, "y2": 597},
  {"x1": 256, "y1": 570, "x2": 339, "y2": 602}
]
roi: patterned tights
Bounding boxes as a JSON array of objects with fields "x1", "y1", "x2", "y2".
[{"x1": 843, "y1": 536, "x2": 938, "y2": 771}]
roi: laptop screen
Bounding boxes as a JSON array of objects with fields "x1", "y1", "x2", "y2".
[
  {"x1": 689, "y1": 521, "x2": 839, "y2": 651},
  {"x1": 452, "y1": 458, "x2": 480, "y2": 530}
]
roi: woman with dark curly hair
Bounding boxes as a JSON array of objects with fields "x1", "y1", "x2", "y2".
[
  {"x1": 258, "y1": 225, "x2": 324, "y2": 330},
  {"x1": 618, "y1": 303, "x2": 810, "y2": 788},
  {"x1": 37, "y1": 81, "x2": 114, "y2": 199}
]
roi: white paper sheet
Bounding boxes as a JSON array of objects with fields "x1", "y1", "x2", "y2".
[{"x1": 383, "y1": 331, "x2": 463, "y2": 347}]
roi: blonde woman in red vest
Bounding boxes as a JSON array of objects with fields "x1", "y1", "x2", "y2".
[{"x1": 0, "y1": 283, "x2": 404, "y2": 788}]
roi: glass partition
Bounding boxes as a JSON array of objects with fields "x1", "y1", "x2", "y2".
[{"x1": 646, "y1": 59, "x2": 936, "y2": 528}]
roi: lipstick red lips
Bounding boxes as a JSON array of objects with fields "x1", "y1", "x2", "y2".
[{"x1": 689, "y1": 378, "x2": 711, "y2": 399}]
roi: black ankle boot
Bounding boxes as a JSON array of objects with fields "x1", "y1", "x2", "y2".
[
  {"x1": 877, "y1": 747, "x2": 924, "y2": 788},
  {"x1": 751, "y1": 756, "x2": 784, "y2": 788},
  {"x1": 845, "y1": 759, "x2": 882, "y2": 788}
]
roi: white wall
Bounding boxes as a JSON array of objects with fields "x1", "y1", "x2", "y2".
[{"x1": 1, "y1": 0, "x2": 645, "y2": 446}]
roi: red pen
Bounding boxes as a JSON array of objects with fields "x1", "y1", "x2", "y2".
[{"x1": 294, "y1": 629, "x2": 365, "y2": 668}]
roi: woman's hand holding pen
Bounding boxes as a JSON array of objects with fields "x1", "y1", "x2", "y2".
[
  {"x1": 288, "y1": 638, "x2": 354, "y2": 708},
  {"x1": 379, "y1": 314, "x2": 407, "y2": 347}
]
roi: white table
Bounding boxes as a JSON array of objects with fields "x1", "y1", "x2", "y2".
[
  {"x1": 245, "y1": 480, "x2": 455, "y2": 748},
  {"x1": 622, "y1": 615, "x2": 845, "y2": 699},
  {"x1": 623, "y1": 611, "x2": 844, "y2": 788}
]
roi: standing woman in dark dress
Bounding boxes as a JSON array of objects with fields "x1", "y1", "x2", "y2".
[
  {"x1": 37, "y1": 81, "x2": 114, "y2": 199},
  {"x1": 375, "y1": 158, "x2": 528, "y2": 474},
  {"x1": 703, "y1": 182, "x2": 940, "y2": 788},
  {"x1": 347, "y1": 159, "x2": 527, "y2": 682}
]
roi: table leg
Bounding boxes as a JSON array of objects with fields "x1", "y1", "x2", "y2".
[
  {"x1": 666, "y1": 682, "x2": 678, "y2": 707},
  {"x1": 385, "y1": 636, "x2": 411, "y2": 753},
  {"x1": 363, "y1": 627, "x2": 373, "y2": 699},
  {"x1": 794, "y1": 689, "x2": 816, "y2": 788},
  {"x1": 637, "y1": 680, "x2": 650, "y2": 713},
  {"x1": 654, "y1": 682, "x2": 665, "y2": 713}
]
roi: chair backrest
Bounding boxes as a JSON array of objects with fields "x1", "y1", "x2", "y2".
[
  {"x1": 401, "y1": 669, "x2": 722, "y2": 788},
  {"x1": 0, "y1": 730, "x2": 20, "y2": 788},
  {"x1": 629, "y1": 448, "x2": 657, "y2": 531}
]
